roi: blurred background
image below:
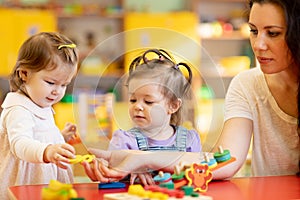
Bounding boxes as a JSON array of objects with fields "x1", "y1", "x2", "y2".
[{"x1": 0, "y1": 0, "x2": 252, "y2": 179}]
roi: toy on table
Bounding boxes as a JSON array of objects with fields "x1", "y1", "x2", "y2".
[
  {"x1": 185, "y1": 163, "x2": 213, "y2": 193},
  {"x1": 201, "y1": 153, "x2": 217, "y2": 169},
  {"x1": 172, "y1": 147, "x2": 235, "y2": 193},
  {"x1": 213, "y1": 146, "x2": 231, "y2": 163},
  {"x1": 172, "y1": 161, "x2": 190, "y2": 189},
  {"x1": 103, "y1": 184, "x2": 213, "y2": 200},
  {"x1": 41, "y1": 180, "x2": 79, "y2": 200},
  {"x1": 98, "y1": 182, "x2": 126, "y2": 189}
]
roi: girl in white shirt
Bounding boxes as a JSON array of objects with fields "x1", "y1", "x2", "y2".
[{"x1": 0, "y1": 32, "x2": 79, "y2": 199}]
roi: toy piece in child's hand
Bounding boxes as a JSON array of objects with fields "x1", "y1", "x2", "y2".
[
  {"x1": 69, "y1": 154, "x2": 95, "y2": 164},
  {"x1": 98, "y1": 182, "x2": 126, "y2": 189},
  {"x1": 68, "y1": 133, "x2": 90, "y2": 155},
  {"x1": 67, "y1": 133, "x2": 82, "y2": 145},
  {"x1": 213, "y1": 146, "x2": 231, "y2": 162}
]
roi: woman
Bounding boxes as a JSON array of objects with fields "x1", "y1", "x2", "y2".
[{"x1": 82, "y1": 0, "x2": 300, "y2": 182}]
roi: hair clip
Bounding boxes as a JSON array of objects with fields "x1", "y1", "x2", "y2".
[
  {"x1": 58, "y1": 43, "x2": 76, "y2": 50},
  {"x1": 173, "y1": 64, "x2": 179, "y2": 70},
  {"x1": 159, "y1": 55, "x2": 164, "y2": 61}
]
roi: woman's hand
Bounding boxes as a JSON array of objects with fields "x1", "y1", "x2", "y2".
[{"x1": 43, "y1": 143, "x2": 75, "y2": 169}]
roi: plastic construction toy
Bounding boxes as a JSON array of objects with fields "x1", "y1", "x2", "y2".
[
  {"x1": 98, "y1": 182, "x2": 126, "y2": 189},
  {"x1": 103, "y1": 184, "x2": 213, "y2": 200},
  {"x1": 201, "y1": 153, "x2": 217, "y2": 169},
  {"x1": 154, "y1": 171, "x2": 173, "y2": 184},
  {"x1": 185, "y1": 163, "x2": 213, "y2": 193},
  {"x1": 213, "y1": 146, "x2": 231, "y2": 163},
  {"x1": 41, "y1": 180, "x2": 78, "y2": 200},
  {"x1": 172, "y1": 147, "x2": 236, "y2": 193},
  {"x1": 69, "y1": 154, "x2": 95, "y2": 164}
]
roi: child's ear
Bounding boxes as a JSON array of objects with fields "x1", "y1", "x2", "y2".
[
  {"x1": 17, "y1": 69, "x2": 29, "y2": 82},
  {"x1": 168, "y1": 98, "x2": 182, "y2": 114}
]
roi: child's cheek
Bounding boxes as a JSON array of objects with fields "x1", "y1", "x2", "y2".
[{"x1": 149, "y1": 104, "x2": 169, "y2": 125}]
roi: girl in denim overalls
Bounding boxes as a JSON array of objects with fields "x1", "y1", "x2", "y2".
[{"x1": 108, "y1": 49, "x2": 201, "y2": 185}]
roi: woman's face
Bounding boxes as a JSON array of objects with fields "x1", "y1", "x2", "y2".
[{"x1": 248, "y1": 3, "x2": 294, "y2": 74}]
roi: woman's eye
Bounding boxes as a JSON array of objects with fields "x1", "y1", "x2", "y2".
[
  {"x1": 268, "y1": 31, "x2": 280, "y2": 37},
  {"x1": 249, "y1": 29, "x2": 258, "y2": 35}
]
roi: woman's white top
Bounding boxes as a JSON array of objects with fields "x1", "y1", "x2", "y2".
[{"x1": 225, "y1": 67, "x2": 299, "y2": 176}]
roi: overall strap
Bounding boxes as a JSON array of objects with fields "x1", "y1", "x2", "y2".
[
  {"x1": 128, "y1": 126, "x2": 188, "y2": 152},
  {"x1": 175, "y1": 126, "x2": 188, "y2": 152},
  {"x1": 128, "y1": 127, "x2": 149, "y2": 151}
]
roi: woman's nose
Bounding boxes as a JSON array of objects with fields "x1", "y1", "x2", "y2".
[{"x1": 252, "y1": 34, "x2": 268, "y2": 51}]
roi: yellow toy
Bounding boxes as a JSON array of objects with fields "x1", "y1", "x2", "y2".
[
  {"x1": 69, "y1": 154, "x2": 96, "y2": 164},
  {"x1": 41, "y1": 180, "x2": 78, "y2": 200}
]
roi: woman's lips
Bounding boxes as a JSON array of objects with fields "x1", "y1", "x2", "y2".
[{"x1": 257, "y1": 56, "x2": 273, "y2": 65}]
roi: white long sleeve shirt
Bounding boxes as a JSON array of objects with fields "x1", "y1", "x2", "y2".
[{"x1": 0, "y1": 92, "x2": 73, "y2": 200}]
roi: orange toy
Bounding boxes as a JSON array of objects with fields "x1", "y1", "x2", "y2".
[{"x1": 185, "y1": 163, "x2": 213, "y2": 193}]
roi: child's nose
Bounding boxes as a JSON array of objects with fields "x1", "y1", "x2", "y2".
[{"x1": 135, "y1": 103, "x2": 144, "y2": 111}]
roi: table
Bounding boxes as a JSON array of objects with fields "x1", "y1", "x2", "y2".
[{"x1": 8, "y1": 175, "x2": 299, "y2": 200}]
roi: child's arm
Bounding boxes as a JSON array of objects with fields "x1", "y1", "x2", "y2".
[{"x1": 61, "y1": 122, "x2": 77, "y2": 142}]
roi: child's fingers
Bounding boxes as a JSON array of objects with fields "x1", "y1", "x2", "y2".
[
  {"x1": 130, "y1": 173, "x2": 138, "y2": 185},
  {"x1": 61, "y1": 143, "x2": 76, "y2": 155}
]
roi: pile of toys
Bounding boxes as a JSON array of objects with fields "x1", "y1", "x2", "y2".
[
  {"x1": 41, "y1": 146, "x2": 234, "y2": 200},
  {"x1": 104, "y1": 146, "x2": 235, "y2": 200}
]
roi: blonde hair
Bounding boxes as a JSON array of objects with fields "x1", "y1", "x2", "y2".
[
  {"x1": 9, "y1": 32, "x2": 79, "y2": 92},
  {"x1": 127, "y1": 49, "x2": 193, "y2": 126}
]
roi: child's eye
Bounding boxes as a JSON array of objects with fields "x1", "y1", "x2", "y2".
[
  {"x1": 145, "y1": 100, "x2": 154, "y2": 105},
  {"x1": 45, "y1": 81, "x2": 54, "y2": 85},
  {"x1": 129, "y1": 99, "x2": 136, "y2": 103}
]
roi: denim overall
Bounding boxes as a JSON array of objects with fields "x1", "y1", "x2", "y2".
[{"x1": 128, "y1": 126, "x2": 188, "y2": 152}]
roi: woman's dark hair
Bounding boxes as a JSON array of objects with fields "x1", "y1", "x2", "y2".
[{"x1": 249, "y1": 0, "x2": 300, "y2": 128}]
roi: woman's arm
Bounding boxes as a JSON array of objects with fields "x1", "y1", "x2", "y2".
[
  {"x1": 82, "y1": 117, "x2": 252, "y2": 182},
  {"x1": 82, "y1": 149, "x2": 201, "y2": 182},
  {"x1": 212, "y1": 117, "x2": 253, "y2": 179}
]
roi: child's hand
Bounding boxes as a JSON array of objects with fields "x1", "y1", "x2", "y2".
[
  {"x1": 43, "y1": 143, "x2": 75, "y2": 169},
  {"x1": 61, "y1": 122, "x2": 77, "y2": 142},
  {"x1": 130, "y1": 172, "x2": 155, "y2": 186}
]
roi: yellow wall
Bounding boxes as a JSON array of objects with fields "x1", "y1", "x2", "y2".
[
  {"x1": 0, "y1": 8, "x2": 56, "y2": 76},
  {"x1": 123, "y1": 12, "x2": 201, "y2": 74}
]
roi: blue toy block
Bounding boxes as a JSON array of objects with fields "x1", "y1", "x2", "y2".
[{"x1": 98, "y1": 182, "x2": 126, "y2": 189}]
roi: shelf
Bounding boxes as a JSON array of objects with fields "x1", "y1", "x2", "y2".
[
  {"x1": 201, "y1": 31, "x2": 249, "y2": 41},
  {"x1": 57, "y1": 13, "x2": 123, "y2": 19},
  {"x1": 197, "y1": 0, "x2": 247, "y2": 2}
]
